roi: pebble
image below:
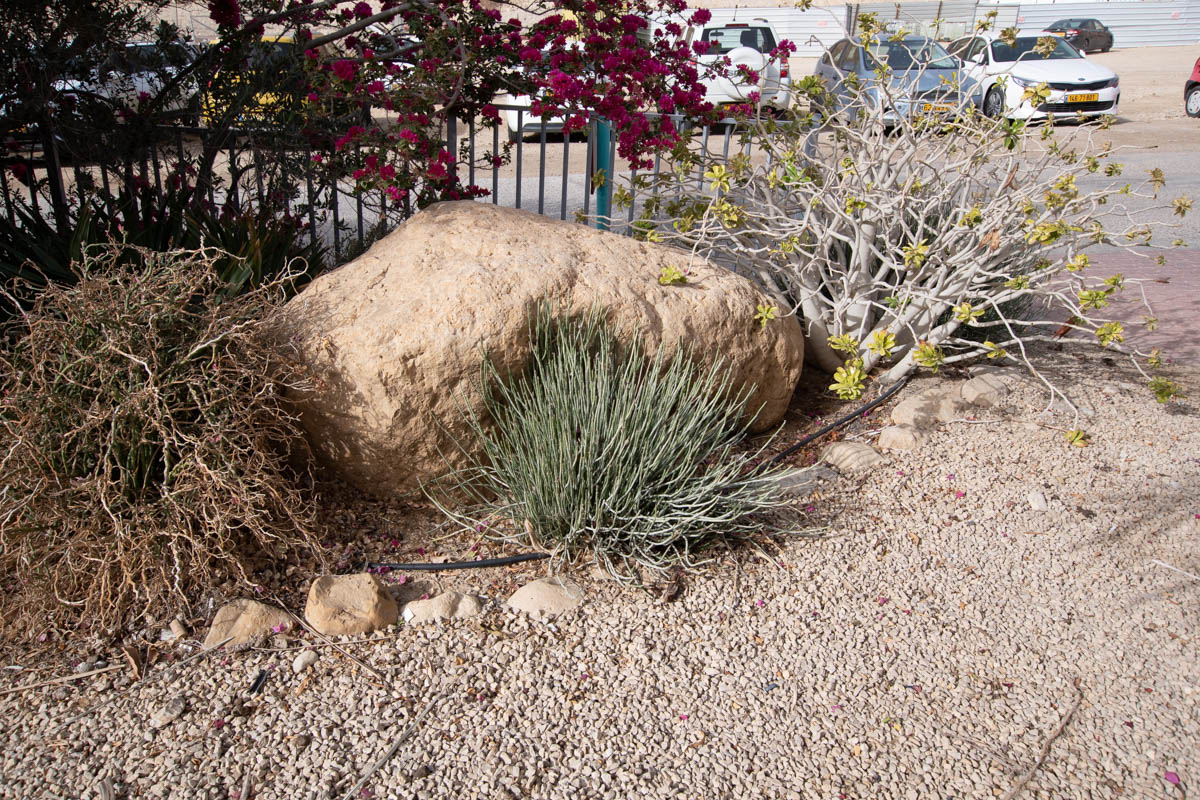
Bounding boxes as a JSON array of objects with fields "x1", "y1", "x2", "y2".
[{"x1": 292, "y1": 650, "x2": 319, "y2": 674}]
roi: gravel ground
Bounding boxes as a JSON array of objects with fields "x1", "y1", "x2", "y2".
[{"x1": 1, "y1": 348, "x2": 1197, "y2": 800}]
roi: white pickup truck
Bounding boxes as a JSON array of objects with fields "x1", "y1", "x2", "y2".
[{"x1": 696, "y1": 20, "x2": 791, "y2": 113}]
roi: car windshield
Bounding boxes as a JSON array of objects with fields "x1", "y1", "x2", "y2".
[
  {"x1": 1049, "y1": 20, "x2": 1087, "y2": 29},
  {"x1": 990, "y1": 37, "x2": 1081, "y2": 62},
  {"x1": 115, "y1": 43, "x2": 194, "y2": 73},
  {"x1": 864, "y1": 38, "x2": 957, "y2": 70},
  {"x1": 247, "y1": 41, "x2": 297, "y2": 70},
  {"x1": 700, "y1": 26, "x2": 776, "y2": 55}
]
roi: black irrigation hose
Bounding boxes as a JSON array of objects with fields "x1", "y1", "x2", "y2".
[
  {"x1": 761, "y1": 375, "x2": 910, "y2": 470},
  {"x1": 364, "y1": 552, "x2": 551, "y2": 572}
]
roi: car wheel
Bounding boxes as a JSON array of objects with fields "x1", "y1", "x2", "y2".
[
  {"x1": 983, "y1": 86, "x2": 1006, "y2": 118},
  {"x1": 1187, "y1": 86, "x2": 1200, "y2": 118}
]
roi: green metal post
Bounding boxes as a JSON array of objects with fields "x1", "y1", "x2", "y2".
[{"x1": 595, "y1": 118, "x2": 612, "y2": 230}]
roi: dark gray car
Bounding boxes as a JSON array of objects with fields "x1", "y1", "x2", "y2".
[{"x1": 814, "y1": 36, "x2": 972, "y2": 124}]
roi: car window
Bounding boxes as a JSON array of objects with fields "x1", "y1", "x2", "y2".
[
  {"x1": 823, "y1": 41, "x2": 842, "y2": 66},
  {"x1": 864, "y1": 38, "x2": 957, "y2": 70},
  {"x1": 991, "y1": 36, "x2": 1082, "y2": 62},
  {"x1": 700, "y1": 26, "x2": 776, "y2": 55},
  {"x1": 837, "y1": 42, "x2": 860, "y2": 71}
]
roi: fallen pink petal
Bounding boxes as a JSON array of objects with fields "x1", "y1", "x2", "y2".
[{"x1": 1164, "y1": 771, "x2": 1180, "y2": 786}]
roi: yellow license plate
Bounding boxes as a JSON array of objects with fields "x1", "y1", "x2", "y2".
[
  {"x1": 921, "y1": 102, "x2": 954, "y2": 113},
  {"x1": 1066, "y1": 93, "x2": 1099, "y2": 103}
]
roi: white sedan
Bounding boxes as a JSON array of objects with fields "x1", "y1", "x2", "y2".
[{"x1": 947, "y1": 32, "x2": 1119, "y2": 121}]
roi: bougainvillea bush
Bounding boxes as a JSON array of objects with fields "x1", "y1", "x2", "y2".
[{"x1": 210, "y1": 0, "x2": 764, "y2": 212}]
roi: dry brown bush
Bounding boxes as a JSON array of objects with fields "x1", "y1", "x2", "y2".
[{"x1": 0, "y1": 246, "x2": 323, "y2": 638}]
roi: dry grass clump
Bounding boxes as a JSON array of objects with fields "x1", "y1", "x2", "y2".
[{"x1": 0, "y1": 246, "x2": 321, "y2": 637}]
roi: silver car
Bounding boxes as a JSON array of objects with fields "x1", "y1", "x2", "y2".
[{"x1": 813, "y1": 36, "x2": 971, "y2": 123}]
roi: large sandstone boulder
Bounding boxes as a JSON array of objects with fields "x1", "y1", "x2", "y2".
[{"x1": 275, "y1": 201, "x2": 805, "y2": 496}]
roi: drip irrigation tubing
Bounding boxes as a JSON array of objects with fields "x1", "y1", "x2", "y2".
[
  {"x1": 363, "y1": 552, "x2": 550, "y2": 572},
  {"x1": 761, "y1": 375, "x2": 910, "y2": 470}
]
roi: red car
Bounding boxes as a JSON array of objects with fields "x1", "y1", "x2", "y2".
[{"x1": 1188, "y1": 55, "x2": 1200, "y2": 117}]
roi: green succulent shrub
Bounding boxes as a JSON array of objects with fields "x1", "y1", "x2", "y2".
[{"x1": 429, "y1": 304, "x2": 788, "y2": 582}]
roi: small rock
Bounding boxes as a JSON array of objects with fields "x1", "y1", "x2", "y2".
[
  {"x1": 822, "y1": 442, "x2": 885, "y2": 474},
  {"x1": 892, "y1": 387, "x2": 969, "y2": 429},
  {"x1": 1028, "y1": 491, "x2": 1048, "y2": 512},
  {"x1": 878, "y1": 425, "x2": 927, "y2": 451},
  {"x1": 410, "y1": 765, "x2": 432, "y2": 781},
  {"x1": 507, "y1": 578, "x2": 583, "y2": 619},
  {"x1": 401, "y1": 591, "x2": 483, "y2": 625},
  {"x1": 292, "y1": 734, "x2": 311, "y2": 750},
  {"x1": 305, "y1": 573, "x2": 398, "y2": 636},
  {"x1": 74, "y1": 661, "x2": 95, "y2": 674},
  {"x1": 961, "y1": 373, "x2": 1011, "y2": 407},
  {"x1": 292, "y1": 650, "x2": 319, "y2": 674},
  {"x1": 149, "y1": 696, "x2": 188, "y2": 729},
  {"x1": 203, "y1": 599, "x2": 293, "y2": 650},
  {"x1": 771, "y1": 465, "x2": 838, "y2": 498},
  {"x1": 890, "y1": 394, "x2": 939, "y2": 430}
]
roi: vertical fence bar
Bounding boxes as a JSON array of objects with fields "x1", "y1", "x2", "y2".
[
  {"x1": 228, "y1": 143, "x2": 239, "y2": 211},
  {"x1": 353, "y1": 144, "x2": 364, "y2": 247},
  {"x1": 515, "y1": 110, "x2": 524, "y2": 210},
  {"x1": 559, "y1": 132, "x2": 569, "y2": 220},
  {"x1": 305, "y1": 145, "x2": 318, "y2": 250},
  {"x1": 73, "y1": 162, "x2": 86, "y2": 208},
  {"x1": 1, "y1": 170, "x2": 14, "y2": 226},
  {"x1": 330, "y1": 175, "x2": 341, "y2": 260},
  {"x1": 537, "y1": 124, "x2": 547, "y2": 216},
  {"x1": 626, "y1": 168, "x2": 637, "y2": 231},
  {"x1": 491, "y1": 125, "x2": 499, "y2": 204},
  {"x1": 468, "y1": 114, "x2": 476, "y2": 190},
  {"x1": 151, "y1": 139, "x2": 162, "y2": 196},
  {"x1": 253, "y1": 141, "x2": 266, "y2": 212},
  {"x1": 583, "y1": 116, "x2": 593, "y2": 220}
]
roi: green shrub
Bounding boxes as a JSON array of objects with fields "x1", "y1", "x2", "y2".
[
  {"x1": 430, "y1": 305, "x2": 786, "y2": 582},
  {"x1": 0, "y1": 245, "x2": 321, "y2": 636}
]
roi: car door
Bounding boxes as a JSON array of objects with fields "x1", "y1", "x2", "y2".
[
  {"x1": 1080, "y1": 21, "x2": 1097, "y2": 52},
  {"x1": 955, "y1": 37, "x2": 988, "y2": 99},
  {"x1": 834, "y1": 41, "x2": 863, "y2": 113},
  {"x1": 816, "y1": 40, "x2": 849, "y2": 113}
]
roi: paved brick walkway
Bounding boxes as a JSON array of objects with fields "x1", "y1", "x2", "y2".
[{"x1": 1071, "y1": 248, "x2": 1200, "y2": 367}]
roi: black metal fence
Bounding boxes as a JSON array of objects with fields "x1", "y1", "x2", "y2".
[{"x1": 1, "y1": 103, "x2": 781, "y2": 263}]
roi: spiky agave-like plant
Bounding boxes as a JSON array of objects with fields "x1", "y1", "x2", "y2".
[{"x1": 429, "y1": 303, "x2": 788, "y2": 582}]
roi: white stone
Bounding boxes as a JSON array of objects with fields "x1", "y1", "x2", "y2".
[
  {"x1": 1028, "y1": 491, "x2": 1048, "y2": 512},
  {"x1": 507, "y1": 578, "x2": 583, "y2": 619},
  {"x1": 822, "y1": 442, "x2": 885, "y2": 474},
  {"x1": 961, "y1": 373, "x2": 1011, "y2": 407},
  {"x1": 292, "y1": 650, "x2": 319, "y2": 674},
  {"x1": 149, "y1": 696, "x2": 187, "y2": 729},
  {"x1": 878, "y1": 425, "x2": 927, "y2": 451},
  {"x1": 401, "y1": 591, "x2": 483, "y2": 625},
  {"x1": 772, "y1": 465, "x2": 838, "y2": 498}
]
